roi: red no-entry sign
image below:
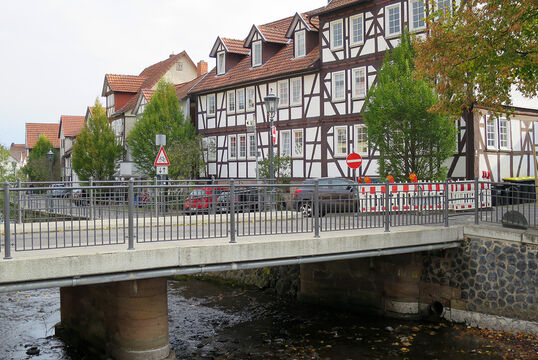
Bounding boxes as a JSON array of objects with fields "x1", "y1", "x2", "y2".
[{"x1": 346, "y1": 152, "x2": 362, "y2": 169}]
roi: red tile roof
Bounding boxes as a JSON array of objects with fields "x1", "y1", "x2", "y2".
[
  {"x1": 310, "y1": 0, "x2": 363, "y2": 15},
  {"x1": 25, "y1": 123, "x2": 61, "y2": 149},
  {"x1": 258, "y1": 16, "x2": 294, "y2": 44},
  {"x1": 141, "y1": 89, "x2": 155, "y2": 102},
  {"x1": 60, "y1": 115, "x2": 85, "y2": 137},
  {"x1": 175, "y1": 74, "x2": 209, "y2": 100},
  {"x1": 10, "y1": 144, "x2": 26, "y2": 163},
  {"x1": 105, "y1": 74, "x2": 146, "y2": 93},
  {"x1": 112, "y1": 51, "x2": 197, "y2": 115},
  {"x1": 190, "y1": 13, "x2": 319, "y2": 94},
  {"x1": 221, "y1": 38, "x2": 250, "y2": 55}
]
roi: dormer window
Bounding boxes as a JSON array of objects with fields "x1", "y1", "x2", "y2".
[
  {"x1": 295, "y1": 30, "x2": 306, "y2": 58},
  {"x1": 252, "y1": 40, "x2": 262, "y2": 67},
  {"x1": 217, "y1": 51, "x2": 226, "y2": 75}
]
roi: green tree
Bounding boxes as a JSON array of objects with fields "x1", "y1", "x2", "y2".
[
  {"x1": 128, "y1": 80, "x2": 197, "y2": 177},
  {"x1": 0, "y1": 145, "x2": 24, "y2": 182},
  {"x1": 23, "y1": 135, "x2": 60, "y2": 181},
  {"x1": 362, "y1": 29, "x2": 457, "y2": 181},
  {"x1": 259, "y1": 154, "x2": 292, "y2": 184},
  {"x1": 414, "y1": 1, "x2": 538, "y2": 178},
  {"x1": 72, "y1": 100, "x2": 123, "y2": 181},
  {"x1": 168, "y1": 135, "x2": 205, "y2": 179}
]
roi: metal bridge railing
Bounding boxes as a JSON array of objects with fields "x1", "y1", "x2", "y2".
[{"x1": 1, "y1": 179, "x2": 535, "y2": 258}]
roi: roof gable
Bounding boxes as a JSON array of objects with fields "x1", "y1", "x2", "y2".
[
  {"x1": 285, "y1": 12, "x2": 319, "y2": 38},
  {"x1": 210, "y1": 37, "x2": 250, "y2": 57},
  {"x1": 102, "y1": 74, "x2": 146, "y2": 96},
  {"x1": 310, "y1": 0, "x2": 363, "y2": 16}
]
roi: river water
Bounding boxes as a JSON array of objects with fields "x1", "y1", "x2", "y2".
[{"x1": 0, "y1": 279, "x2": 536, "y2": 359}]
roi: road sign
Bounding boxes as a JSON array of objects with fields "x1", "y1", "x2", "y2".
[
  {"x1": 154, "y1": 146, "x2": 170, "y2": 166},
  {"x1": 346, "y1": 152, "x2": 362, "y2": 169},
  {"x1": 272, "y1": 126, "x2": 277, "y2": 145},
  {"x1": 156, "y1": 165, "x2": 168, "y2": 175}
]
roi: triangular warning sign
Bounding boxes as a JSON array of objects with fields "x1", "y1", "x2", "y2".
[{"x1": 154, "y1": 146, "x2": 170, "y2": 166}]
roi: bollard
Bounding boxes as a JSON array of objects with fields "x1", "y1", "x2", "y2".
[
  {"x1": 384, "y1": 179, "x2": 390, "y2": 232},
  {"x1": 3, "y1": 182, "x2": 12, "y2": 259},
  {"x1": 444, "y1": 178, "x2": 449, "y2": 227},
  {"x1": 128, "y1": 179, "x2": 135, "y2": 250},
  {"x1": 229, "y1": 180, "x2": 236, "y2": 243},
  {"x1": 314, "y1": 179, "x2": 320, "y2": 238},
  {"x1": 474, "y1": 177, "x2": 479, "y2": 225}
]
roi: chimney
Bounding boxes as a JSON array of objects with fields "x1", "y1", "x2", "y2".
[{"x1": 197, "y1": 60, "x2": 208, "y2": 76}]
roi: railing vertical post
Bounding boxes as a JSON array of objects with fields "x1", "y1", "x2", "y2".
[
  {"x1": 154, "y1": 176, "x2": 159, "y2": 218},
  {"x1": 314, "y1": 179, "x2": 320, "y2": 238},
  {"x1": 229, "y1": 180, "x2": 236, "y2": 243},
  {"x1": 128, "y1": 179, "x2": 135, "y2": 250},
  {"x1": 444, "y1": 178, "x2": 449, "y2": 227},
  {"x1": 474, "y1": 177, "x2": 479, "y2": 225},
  {"x1": 384, "y1": 179, "x2": 390, "y2": 232},
  {"x1": 17, "y1": 179, "x2": 22, "y2": 224},
  {"x1": 3, "y1": 182, "x2": 12, "y2": 259},
  {"x1": 89, "y1": 176, "x2": 94, "y2": 219}
]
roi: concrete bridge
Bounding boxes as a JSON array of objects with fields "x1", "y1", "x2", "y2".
[{"x1": 1, "y1": 180, "x2": 536, "y2": 359}]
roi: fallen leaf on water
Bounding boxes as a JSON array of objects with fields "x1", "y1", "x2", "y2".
[
  {"x1": 411, "y1": 326, "x2": 420, "y2": 332},
  {"x1": 400, "y1": 347, "x2": 410, "y2": 353}
]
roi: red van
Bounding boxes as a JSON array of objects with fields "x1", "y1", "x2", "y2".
[{"x1": 184, "y1": 186, "x2": 228, "y2": 213}]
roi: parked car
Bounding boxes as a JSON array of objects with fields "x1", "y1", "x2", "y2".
[
  {"x1": 73, "y1": 188, "x2": 89, "y2": 206},
  {"x1": 215, "y1": 187, "x2": 262, "y2": 212},
  {"x1": 134, "y1": 189, "x2": 151, "y2": 207},
  {"x1": 49, "y1": 184, "x2": 69, "y2": 198},
  {"x1": 184, "y1": 186, "x2": 228, "y2": 213},
  {"x1": 294, "y1": 178, "x2": 359, "y2": 217}
]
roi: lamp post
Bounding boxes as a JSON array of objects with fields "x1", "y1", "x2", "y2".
[
  {"x1": 46, "y1": 149, "x2": 54, "y2": 181},
  {"x1": 263, "y1": 92, "x2": 279, "y2": 183}
]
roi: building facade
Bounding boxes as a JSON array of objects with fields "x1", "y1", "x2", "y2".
[{"x1": 184, "y1": 0, "x2": 538, "y2": 182}]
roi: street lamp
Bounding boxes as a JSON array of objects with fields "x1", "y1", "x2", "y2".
[
  {"x1": 47, "y1": 149, "x2": 54, "y2": 181},
  {"x1": 263, "y1": 92, "x2": 279, "y2": 183}
]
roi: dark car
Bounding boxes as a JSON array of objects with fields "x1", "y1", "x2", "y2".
[
  {"x1": 73, "y1": 188, "x2": 89, "y2": 206},
  {"x1": 184, "y1": 186, "x2": 228, "y2": 213},
  {"x1": 215, "y1": 187, "x2": 262, "y2": 212},
  {"x1": 294, "y1": 178, "x2": 359, "y2": 217}
]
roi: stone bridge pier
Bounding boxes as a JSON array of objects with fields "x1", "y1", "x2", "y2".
[{"x1": 56, "y1": 277, "x2": 174, "y2": 360}]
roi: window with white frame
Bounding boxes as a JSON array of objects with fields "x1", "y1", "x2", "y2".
[
  {"x1": 334, "y1": 126, "x2": 348, "y2": 157},
  {"x1": 437, "y1": 0, "x2": 453, "y2": 16},
  {"x1": 486, "y1": 115, "x2": 496, "y2": 148},
  {"x1": 330, "y1": 19, "x2": 344, "y2": 50},
  {"x1": 499, "y1": 118, "x2": 509, "y2": 149},
  {"x1": 238, "y1": 134, "x2": 247, "y2": 158},
  {"x1": 278, "y1": 80, "x2": 289, "y2": 107},
  {"x1": 292, "y1": 129, "x2": 304, "y2": 157},
  {"x1": 355, "y1": 125, "x2": 368, "y2": 154},
  {"x1": 352, "y1": 67, "x2": 366, "y2": 98},
  {"x1": 237, "y1": 89, "x2": 245, "y2": 112},
  {"x1": 207, "y1": 137, "x2": 216, "y2": 161},
  {"x1": 295, "y1": 30, "x2": 306, "y2": 58},
  {"x1": 229, "y1": 135, "x2": 237, "y2": 159},
  {"x1": 386, "y1": 3, "x2": 401, "y2": 37},
  {"x1": 227, "y1": 91, "x2": 236, "y2": 113},
  {"x1": 252, "y1": 40, "x2": 262, "y2": 67},
  {"x1": 280, "y1": 130, "x2": 291, "y2": 156},
  {"x1": 291, "y1": 78, "x2": 302, "y2": 106},
  {"x1": 410, "y1": 0, "x2": 426, "y2": 31},
  {"x1": 207, "y1": 94, "x2": 216, "y2": 117},
  {"x1": 248, "y1": 133, "x2": 256, "y2": 158},
  {"x1": 350, "y1": 14, "x2": 364, "y2": 46},
  {"x1": 332, "y1": 71, "x2": 346, "y2": 102},
  {"x1": 217, "y1": 51, "x2": 225, "y2": 75},
  {"x1": 247, "y1": 87, "x2": 255, "y2": 111}
]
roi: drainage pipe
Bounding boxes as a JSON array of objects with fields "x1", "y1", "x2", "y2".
[{"x1": 0, "y1": 241, "x2": 460, "y2": 293}]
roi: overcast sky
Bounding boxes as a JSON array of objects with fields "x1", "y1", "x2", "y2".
[{"x1": 0, "y1": 0, "x2": 327, "y2": 147}]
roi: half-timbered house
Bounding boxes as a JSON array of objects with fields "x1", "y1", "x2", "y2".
[{"x1": 190, "y1": 0, "x2": 537, "y2": 182}]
